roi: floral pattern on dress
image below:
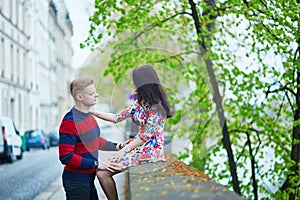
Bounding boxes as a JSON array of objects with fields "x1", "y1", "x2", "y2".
[{"x1": 115, "y1": 100, "x2": 167, "y2": 170}]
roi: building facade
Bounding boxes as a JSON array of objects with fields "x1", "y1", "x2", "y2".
[{"x1": 0, "y1": 0, "x2": 73, "y2": 134}]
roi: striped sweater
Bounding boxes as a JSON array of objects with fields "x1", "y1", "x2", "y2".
[{"x1": 59, "y1": 107, "x2": 116, "y2": 182}]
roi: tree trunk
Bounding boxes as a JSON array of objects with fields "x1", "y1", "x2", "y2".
[
  {"x1": 281, "y1": 45, "x2": 300, "y2": 199},
  {"x1": 188, "y1": 0, "x2": 241, "y2": 195}
]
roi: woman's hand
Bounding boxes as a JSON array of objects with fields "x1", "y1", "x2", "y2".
[
  {"x1": 117, "y1": 139, "x2": 131, "y2": 150},
  {"x1": 90, "y1": 110, "x2": 117, "y2": 122},
  {"x1": 109, "y1": 148, "x2": 126, "y2": 163},
  {"x1": 121, "y1": 139, "x2": 132, "y2": 148}
]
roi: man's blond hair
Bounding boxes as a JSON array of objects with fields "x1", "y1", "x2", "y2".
[{"x1": 70, "y1": 75, "x2": 94, "y2": 100}]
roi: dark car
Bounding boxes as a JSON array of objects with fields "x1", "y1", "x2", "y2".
[
  {"x1": 47, "y1": 126, "x2": 59, "y2": 147},
  {"x1": 24, "y1": 129, "x2": 50, "y2": 151}
]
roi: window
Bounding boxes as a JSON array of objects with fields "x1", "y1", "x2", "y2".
[
  {"x1": 22, "y1": 2, "x2": 26, "y2": 31},
  {"x1": 16, "y1": 0, "x2": 19, "y2": 26},
  {"x1": 18, "y1": 93, "x2": 22, "y2": 125},
  {"x1": 29, "y1": 106, "x2": 32, "y2": 127},
  {"x1": 0, "y1": 38, "x2": 4, "y2": 77},
  {"x1": 1, "y1": 89, "x2": 9, "y2": 116},
  {"x1": 16, "y1": 48, "x2": 20, "y2": 83},
  {"x1": 23, "y1": 52, "x2": 27, "y2": 86},
  {"x1": 10, "y1": 44, "x2": 14, "y2": 81},
  {"x1": 35, "y1": 108, "x2": 38, "y2": 127},
  {"x1": 9, "y1": 0, "x2": 13, "y2": 19}
]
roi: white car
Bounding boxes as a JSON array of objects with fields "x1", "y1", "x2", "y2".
[{"x1": 0, "y1": 116, "x2": 23, "y2": 163}]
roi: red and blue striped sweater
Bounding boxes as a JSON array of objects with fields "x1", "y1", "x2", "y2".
[{"x1": 59, "y1": 107, "x2": 116, "y2": 182}]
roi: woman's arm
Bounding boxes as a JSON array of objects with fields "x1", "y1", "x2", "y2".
[
  {"x1": 91, "y1": 103, "x2": 136, "y2": 123},
  {"x1": 124, "y1": 137, "x2": 144, "y2": 152},
  {"x1": 90, "y1": 111, "x2": 117, "y2": 122},
  {"x1": 111, "y1": 138, "x2": 144, "y2": 161}
]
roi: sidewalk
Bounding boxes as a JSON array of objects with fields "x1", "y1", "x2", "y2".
[
  {"x1": 33, "y1": 125, "x2": 128, "y2": 200},
  {"x1": 33, "y1": 171, "x2": 127, "y2": 200},
  {"x1": 33, "y1": 176, "x2": 64, "y2": 200},
  {"x1": 33, "y1": 151, "x2": 127, "y2": 200}
]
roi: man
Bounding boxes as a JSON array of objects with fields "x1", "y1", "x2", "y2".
[{"x1": 59, "y1": 75, "x2": 121, "y2": 200}]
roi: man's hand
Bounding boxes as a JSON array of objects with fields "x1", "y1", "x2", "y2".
[{"x1": 97, "y1": 160, "x2": 121, "y2": 172}]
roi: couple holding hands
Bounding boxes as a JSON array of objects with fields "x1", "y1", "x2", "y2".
[{"x1": 58, "y1": 65, "x2": 172, "y2": 200}]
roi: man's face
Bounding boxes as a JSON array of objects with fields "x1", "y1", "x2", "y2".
[{"x1": 78, "y1": 84, "x2": 98, "y2": 107}]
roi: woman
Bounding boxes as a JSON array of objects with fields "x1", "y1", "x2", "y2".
[{"x1": 91, "y1": 64, "x2": 172, "y2": 200}]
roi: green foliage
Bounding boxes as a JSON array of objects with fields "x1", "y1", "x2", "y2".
[
  {"x1": 84, "y1": 0, "x2": 300, "y2": 199},
  {"x1": 214, "y1": 0, "x2": 299, "y2": 198}
]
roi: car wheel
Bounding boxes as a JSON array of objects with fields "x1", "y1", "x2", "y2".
[
  {"x1": 16, "y1": 148, "x2": 23, "y2": 160},
  {"x1": 6, "y1": 146, "x2": 15, "y2": 163}
]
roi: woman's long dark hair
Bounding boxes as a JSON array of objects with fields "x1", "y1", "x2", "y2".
[{"x1": 132, "y1": 65, "x2": 172, "y2": 118}]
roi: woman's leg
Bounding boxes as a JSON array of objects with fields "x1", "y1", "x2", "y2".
[{"x1": 96, "y1": 170, "x2": 120, "y2": 200}]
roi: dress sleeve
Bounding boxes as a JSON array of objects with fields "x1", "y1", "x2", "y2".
[
  {"x1": 139, "y1": 109, "x2": 160, "y2": 141},
  {"x1": 115, "y1": 101, "x2": 137, "y2": 122}
]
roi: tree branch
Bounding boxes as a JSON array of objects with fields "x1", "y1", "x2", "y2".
[
  {"x1": 153, "y1": 51, "x2": 201, "y2": 63},
  {"x1": 242, "y1": 0, "x2": 281, "y2": 41},
  {"x1": 275, "y1": 94, "x2": 286, "y2": 123},
  {"x1": 265, "y1": 82, "x2": 295, "y2": 114},
  {"x1": 133, "y1": 11, "x2": 192, "y2": 41},
  {"x1": 245, "y1": 131, "x2": 259, "y2": 200},
  {"x1": 292, "y1": 45, "x2": 300, "y2": 82},
  {"x1": 248, "y1": 127, "x2": 262, "y2": 157},
  {"x1": 284, "y1": 90, "x2": 294, "y2": 116},
  {"x1": 266, "y1": 83, "x2": 296, "y2": 97},
  {"x1": 228, "y1": 129, "x2": 248, "y2": 162},
  {"x1": 229, "y1": 127, "x2": 260, "y2": 199}
]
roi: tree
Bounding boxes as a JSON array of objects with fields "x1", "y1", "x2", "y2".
[
  {"x1": 76, "y1": 49, "x2": 130, "y2": 111},
  {"x1": 214, "y1": 0, "x2": 300, "y2": 199},
  {"x1": 84, "y1": 0, "x2": 300, "y2": 199}
]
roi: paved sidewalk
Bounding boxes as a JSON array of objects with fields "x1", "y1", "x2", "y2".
[
  {"x1": 33, "y1": 151, "x2": 127, "y2": 200},
  {"x1": 33, "y1": 176, "x2": 64, "y2": 200},
  {"x1": 33, "y1": 170, "x2": 127, "y2": 200},
  {"x1": 34, "y1": 125, "x2": 128, "y2": 200}
]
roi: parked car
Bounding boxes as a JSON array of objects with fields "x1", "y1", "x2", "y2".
[
  {"x1": 0, "y1": 116, "x2": 23, "y2": 163},
  {"x1": 47, "y1": 126, "x2": 59, "y2": 147},
  {"x1": 24, "y1": 129, "x2": 50, "y2": 151}
]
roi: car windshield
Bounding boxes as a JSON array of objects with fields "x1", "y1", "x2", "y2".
[{"x1": 25, "y1": 130, "x2": 40, "y2": 137}]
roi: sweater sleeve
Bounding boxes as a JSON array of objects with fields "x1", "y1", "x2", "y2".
[
  {"x1": 98, "y1": 137, "x2": 117, "y2": 151},
  {"x1": 59, "y1": 119, "x2": 95, "y2": 169}
]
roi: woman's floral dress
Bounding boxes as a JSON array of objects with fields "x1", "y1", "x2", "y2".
[{"x1": 115, "y1": 100, "x2": 166, "y2": 170}]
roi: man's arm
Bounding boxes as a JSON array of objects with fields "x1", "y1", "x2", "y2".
[{"x1": 99, "y1": 137, "x2": 123, "y2": 151}]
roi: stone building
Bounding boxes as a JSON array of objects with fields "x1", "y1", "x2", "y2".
[{"x1": 0, "y1": 0, "x2": 73, "y2": 134}]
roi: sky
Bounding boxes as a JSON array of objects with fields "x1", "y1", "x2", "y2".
[{"x1": 64, "y1": 0, "x2": 94, "y2": 71}]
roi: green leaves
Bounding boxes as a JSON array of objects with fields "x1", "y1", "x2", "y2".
[{"x1": 84, "y1": 0, "x2": 300, "y2": 198}]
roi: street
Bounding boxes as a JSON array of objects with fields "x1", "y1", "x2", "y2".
[
  {"x1": 0, "y1": 148, "x2": 62, "y2": 200},
  {"x1": 0, "y1": 124, "x2": 128, "y2": 200}
]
